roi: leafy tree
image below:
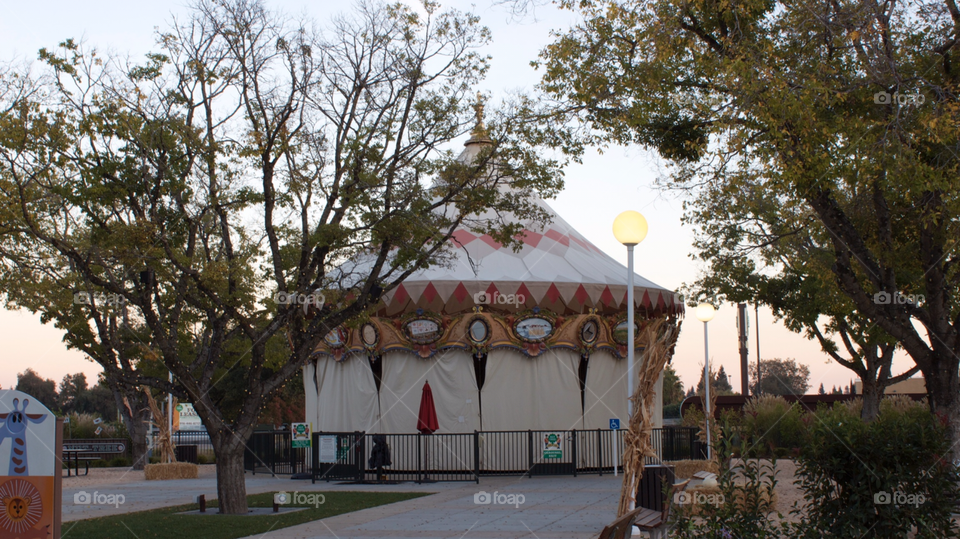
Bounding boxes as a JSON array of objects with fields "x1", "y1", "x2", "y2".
[
  {"x1": 0, "y1": 0, "x2": 572, "y2": 513},
  {"x1": 696, "y1": 365, "x2": 735, "y2": 396},
  {"x1": 15, "y1": 369, "x2": 58, "y2": 411},
  {"x1": 749, "y1": 358, "x2": 810, "y2": 396},
  {"x1": 58, "y1": 373, "x2": 88, "y2": 413},
  {"x1": 661, "y1": 363, "x2": 685, "y2": 405},
  {"x1": 534, "y1": 0, "x2": 960, "y2": 440}
]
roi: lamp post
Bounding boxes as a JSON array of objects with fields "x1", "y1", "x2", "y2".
[
  {"x1": 695, "y1": 302, "x2": 716, "y2": 460},
  {"x1": 612, "y1": 211, "x2": 648, "y2": 418}
]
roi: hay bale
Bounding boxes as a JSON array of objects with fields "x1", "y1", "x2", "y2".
[
  {"x1": 145, "y1": 462, "x2": 199, "y2": 480},
  {"x1": 667, "y1": 459, "x2": 719, "y2": 479}
]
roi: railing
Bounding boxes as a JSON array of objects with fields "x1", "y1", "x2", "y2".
[
  {"x1": 299, "y1": 427, "x2": 704, "y2": 484},
  {"x1": 244, "y1": 430, "x2": 310, "y2": 475}
]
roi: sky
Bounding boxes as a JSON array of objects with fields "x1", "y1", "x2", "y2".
[{"x1": 0, "y1": 0, "x2": 917, "y2": 394}]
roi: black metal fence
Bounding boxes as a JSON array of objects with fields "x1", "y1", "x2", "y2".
[
  {"x1": 148, "y1": 430, "x2": 215, "y2": 461},
  {"x1": 243, "y1": 431, "x2": 310, "y2": 475},
  {"x1": 291, "y1": 427, "x2": 705, "y2": 484}
]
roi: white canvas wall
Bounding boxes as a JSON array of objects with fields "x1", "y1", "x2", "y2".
[
  {"x1": 480, "y1": 348, "x2": 583, "y2": 431},
  {"x1": 314, "y1": 354, "x2": 380, "y2": 433},
  {"x1": 582, "y1": 350, "x2": 630, "y2": 430},
  {"x1": 378, "y1": 350, "x2": 480, "y2": 434},
  {"x1": 303, "y1": 360, "x2": 318, "y2": 431}
]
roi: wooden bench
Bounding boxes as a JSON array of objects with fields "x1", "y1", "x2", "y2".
[
  {"x1": 692, "y1": 471, "x2": 716, "y2": 481},
  {"x1": 598, "y1": 479, "x2": 690, "y2": 539}
]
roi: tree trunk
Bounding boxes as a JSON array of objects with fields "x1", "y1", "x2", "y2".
[
  {"x1": 212, "y1": 435, "x2": 248, "y2": 514},
  {"x1": 860, "y1": 380, "x2": 881, "y2": 423},
  {"x1": 128, "y1": 407, "x2": 151, "y2": 471},
  {"x1": 924, "y1": 365, "x2": 960, "y2": 464}
]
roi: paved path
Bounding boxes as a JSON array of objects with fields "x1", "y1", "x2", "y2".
[
  {"x1": 237, "y1": 475, "x2": 619, "y2": 539},
  {"x1": 61, "y1": 468, "x2": 621, "y2": 539}
]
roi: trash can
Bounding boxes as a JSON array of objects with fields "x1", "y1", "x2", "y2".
[
  {"x1": 637, "y1": 464, "x2": 676, "y2": 512},
  {"x1": 175, "y1": 444, "x2": 199, "y2": 464}
]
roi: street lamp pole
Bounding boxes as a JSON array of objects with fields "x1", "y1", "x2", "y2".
[
  {"x1": 612, "y1": 211, "x2": 648, "y2": 418},
  {"x1": 695, "y1": 303, "x2": 716, "y2": 460}
]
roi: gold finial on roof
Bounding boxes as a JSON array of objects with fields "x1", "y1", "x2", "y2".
[{"x1": 471, "y1": 91, "x2": 488, "y2": 138}]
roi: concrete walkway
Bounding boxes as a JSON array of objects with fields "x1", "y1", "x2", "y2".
[{"x1": 61, "y1": 468, "x2": 620, "y2": 539}]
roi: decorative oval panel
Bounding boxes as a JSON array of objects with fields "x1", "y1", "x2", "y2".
[
  {"x1": 324, "y1": 327, "x2": 348, "y2": 348},
  {"x1": 514, "y1": 317, "x2": 553, "y2": 342},
  {"x1": 404, "y1": 318, "x2": 442, "y2": 344},
  {"x1": 612, "y1": 320, "x2": 638, "y2": 345},
  {"x1": 468, "y1": 318, "x2": 489, "y2": 344}
]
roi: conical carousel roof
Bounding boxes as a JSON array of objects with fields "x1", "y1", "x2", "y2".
[{"x1": 374, "y1": 141, "x2": 683, "y2": 318}]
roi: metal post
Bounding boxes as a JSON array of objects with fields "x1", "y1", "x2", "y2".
[
  {"x1": 755, "y1": 303, "x2": 762, "y2": 395},
  {"x1": 627, "y1": 245, "x2": 635, "y2": 417},
  {"x1": 703, "y1": 321, "x2": 712, "y2": 460},
  {"x1": 167, "y1": 371, "x2": 173, "y2": 463},
  {"x1": 597, "y1": 429, "x2": 602, "y2": 477}
]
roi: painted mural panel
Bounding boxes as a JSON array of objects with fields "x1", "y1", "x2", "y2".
[{"x1": 0, "y1": 390, "x2": 56, "y2": 539}]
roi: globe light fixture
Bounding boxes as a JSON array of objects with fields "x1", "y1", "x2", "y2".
[
  {"x1": 612, "y1": 211, "x2": 649, "y2": 246},
  {"x1": 613, "y1": 210, "x2": 648, "y2": 419},
  {"x1": 695, "y1": 301, "x2": 716, "y2": 459}
]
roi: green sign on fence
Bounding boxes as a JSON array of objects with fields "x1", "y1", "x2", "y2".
[
  {"x1": 291, "y1": 423, "x2": 311, "y2": 448},
  {"x1": 542, "y1": 432, "x2": 562, "y2": 459}
]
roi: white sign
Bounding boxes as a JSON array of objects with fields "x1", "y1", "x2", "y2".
[
  {"x1": 0, "y1": 390, "x2": 58, "y2": 536},
  {"x1": 176, "y1": 403, "x2": 203, "y2": 430},
  {"x1": 318, "y1": 435, "x2": 337, "y2": 463}
]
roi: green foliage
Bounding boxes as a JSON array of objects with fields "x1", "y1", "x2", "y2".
[
  {"x1": 662, "y1": 363, "x2": 685, "y2": 405},
  {"x1": 15, "y1": 368, "x2": 58, "y2": 411},
  {"x1": 789, "y1": 399, "x2": 960, "y2": 538},
  {"x1": 739, "y1": 395, "x2": 805, "y2": 457},
  {"x1": 672, "y1": 428, "x2": 785, "y2": 538},
  {"x1": 749, "y1": 358, "x2": 810, "y2": 396}
]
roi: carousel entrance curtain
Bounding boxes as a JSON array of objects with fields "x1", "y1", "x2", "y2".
[
  {"x1": 303, "y1": 360, "x2": 319, "y2": 431},
  {"x1": 480, "y1": 348, "x2": 583, "y2": 431},
  {"x1": 582, "y1": 350, "x2": 630, "y2": 429},
  {"x1": 378, "y1": 350, "x2": 481, "y2": 434},
  {"x1": 314, "y1": 354, "x2": 381, "y2": 432}
]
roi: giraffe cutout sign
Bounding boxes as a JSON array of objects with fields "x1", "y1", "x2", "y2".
[{"x1": 0, "y1": 390, "x2": 60, "y2": 539}]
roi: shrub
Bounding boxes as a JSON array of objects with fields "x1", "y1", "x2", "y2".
[
  {"x1": 740, "y1": 395, "x2": 804, "y2": 456},
  {"x1": 789, "y1": 400, "x2": 960, "y2": 538}
]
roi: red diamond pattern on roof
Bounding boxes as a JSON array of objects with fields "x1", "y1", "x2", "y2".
[
  {"x1": 479, "y1": 234, "x2": 502, "y2": 249},
  {"x1": 544, "y1": 229, "x2": 570, "y2": 247},
  {"x1": 422, "y1": 282, "x2": 438, "y2": 303},
  {"x1": 600, "y1": 286, "x2": 615, "y2": 306},
  {"x1": 453, "y1": 282, "x2": 469, "y2": 303},
  {"x1": 546, "y1": 283, "x2": 561, "y2": 303},
  {"x1": 451, "y1": 229, "x2": 478, "y2": 246},
  {"x1": 393, "y1": 284, "x2": 409, "y2": 305},
  {"x1": 574, "y1": 284, "x2": 589, "y2": 304},
  {"x1": 485, "y1": 283, "x2": 500, "y2": 297},
  {"x1": 516, "y1": 283, "x2": 532, "y2": 304},
  {"x1": 641, "y1": 290, "x2": 652, "y2": 309},
  {"x1": 519, "y1": 229, "x2": 543, "y2": 248}
]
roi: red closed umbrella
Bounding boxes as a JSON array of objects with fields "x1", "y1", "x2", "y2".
[{"x1": 417, "y1": 381, "x2": 439, "y2": 434}]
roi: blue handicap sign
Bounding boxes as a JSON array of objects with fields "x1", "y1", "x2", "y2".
[{"x1": 610, "y1": 418, "x2": 620, "y2": 430}]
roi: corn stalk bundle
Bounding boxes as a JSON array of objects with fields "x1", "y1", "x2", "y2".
[
  {"x1": 145, "y1": 390, "x2": 177, "y2": 464},
  {"x1": 617, "y1": 315, "x2": 682, "y2": 516}
]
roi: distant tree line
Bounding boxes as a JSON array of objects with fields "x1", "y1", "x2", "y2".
[{"x1": 12, "y1": 368, "x2": 117, "y2": 419}]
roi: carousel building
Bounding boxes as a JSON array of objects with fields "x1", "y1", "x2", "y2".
[{"x1": 305, "y1": 128, "x2": 683, "y2": 439}]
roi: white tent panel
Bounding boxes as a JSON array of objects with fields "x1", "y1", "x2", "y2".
[
  {"x1": 303, "y1": 361, "x2": 318, "y2": 431},
  {"x1": 315, "y1": 355, "x2": 380, "y2": 433},
  {"x1": 378, "y1": 350, "x2": 481, "y2": 434},
  {"x1": 582, "y1": 351, "x2": 630, "y2": 430},
  {"x1": 480, "y1": 348, "x2": 582, "y2": 431}
]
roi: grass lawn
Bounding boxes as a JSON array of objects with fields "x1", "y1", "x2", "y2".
[{"x1": 60, "y1": 491, "x2": 428, "y2": 539}]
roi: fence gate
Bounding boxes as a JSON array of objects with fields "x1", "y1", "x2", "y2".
[
  {"x1": 244, "y1": 431, "x2": 308, "y2": 475},
  {"x1": 311, "y1": 431, "x2": 365, "y2": 483},
  {"x1": 528, "y1": 430, "x2": 577, "y2": 476}
]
